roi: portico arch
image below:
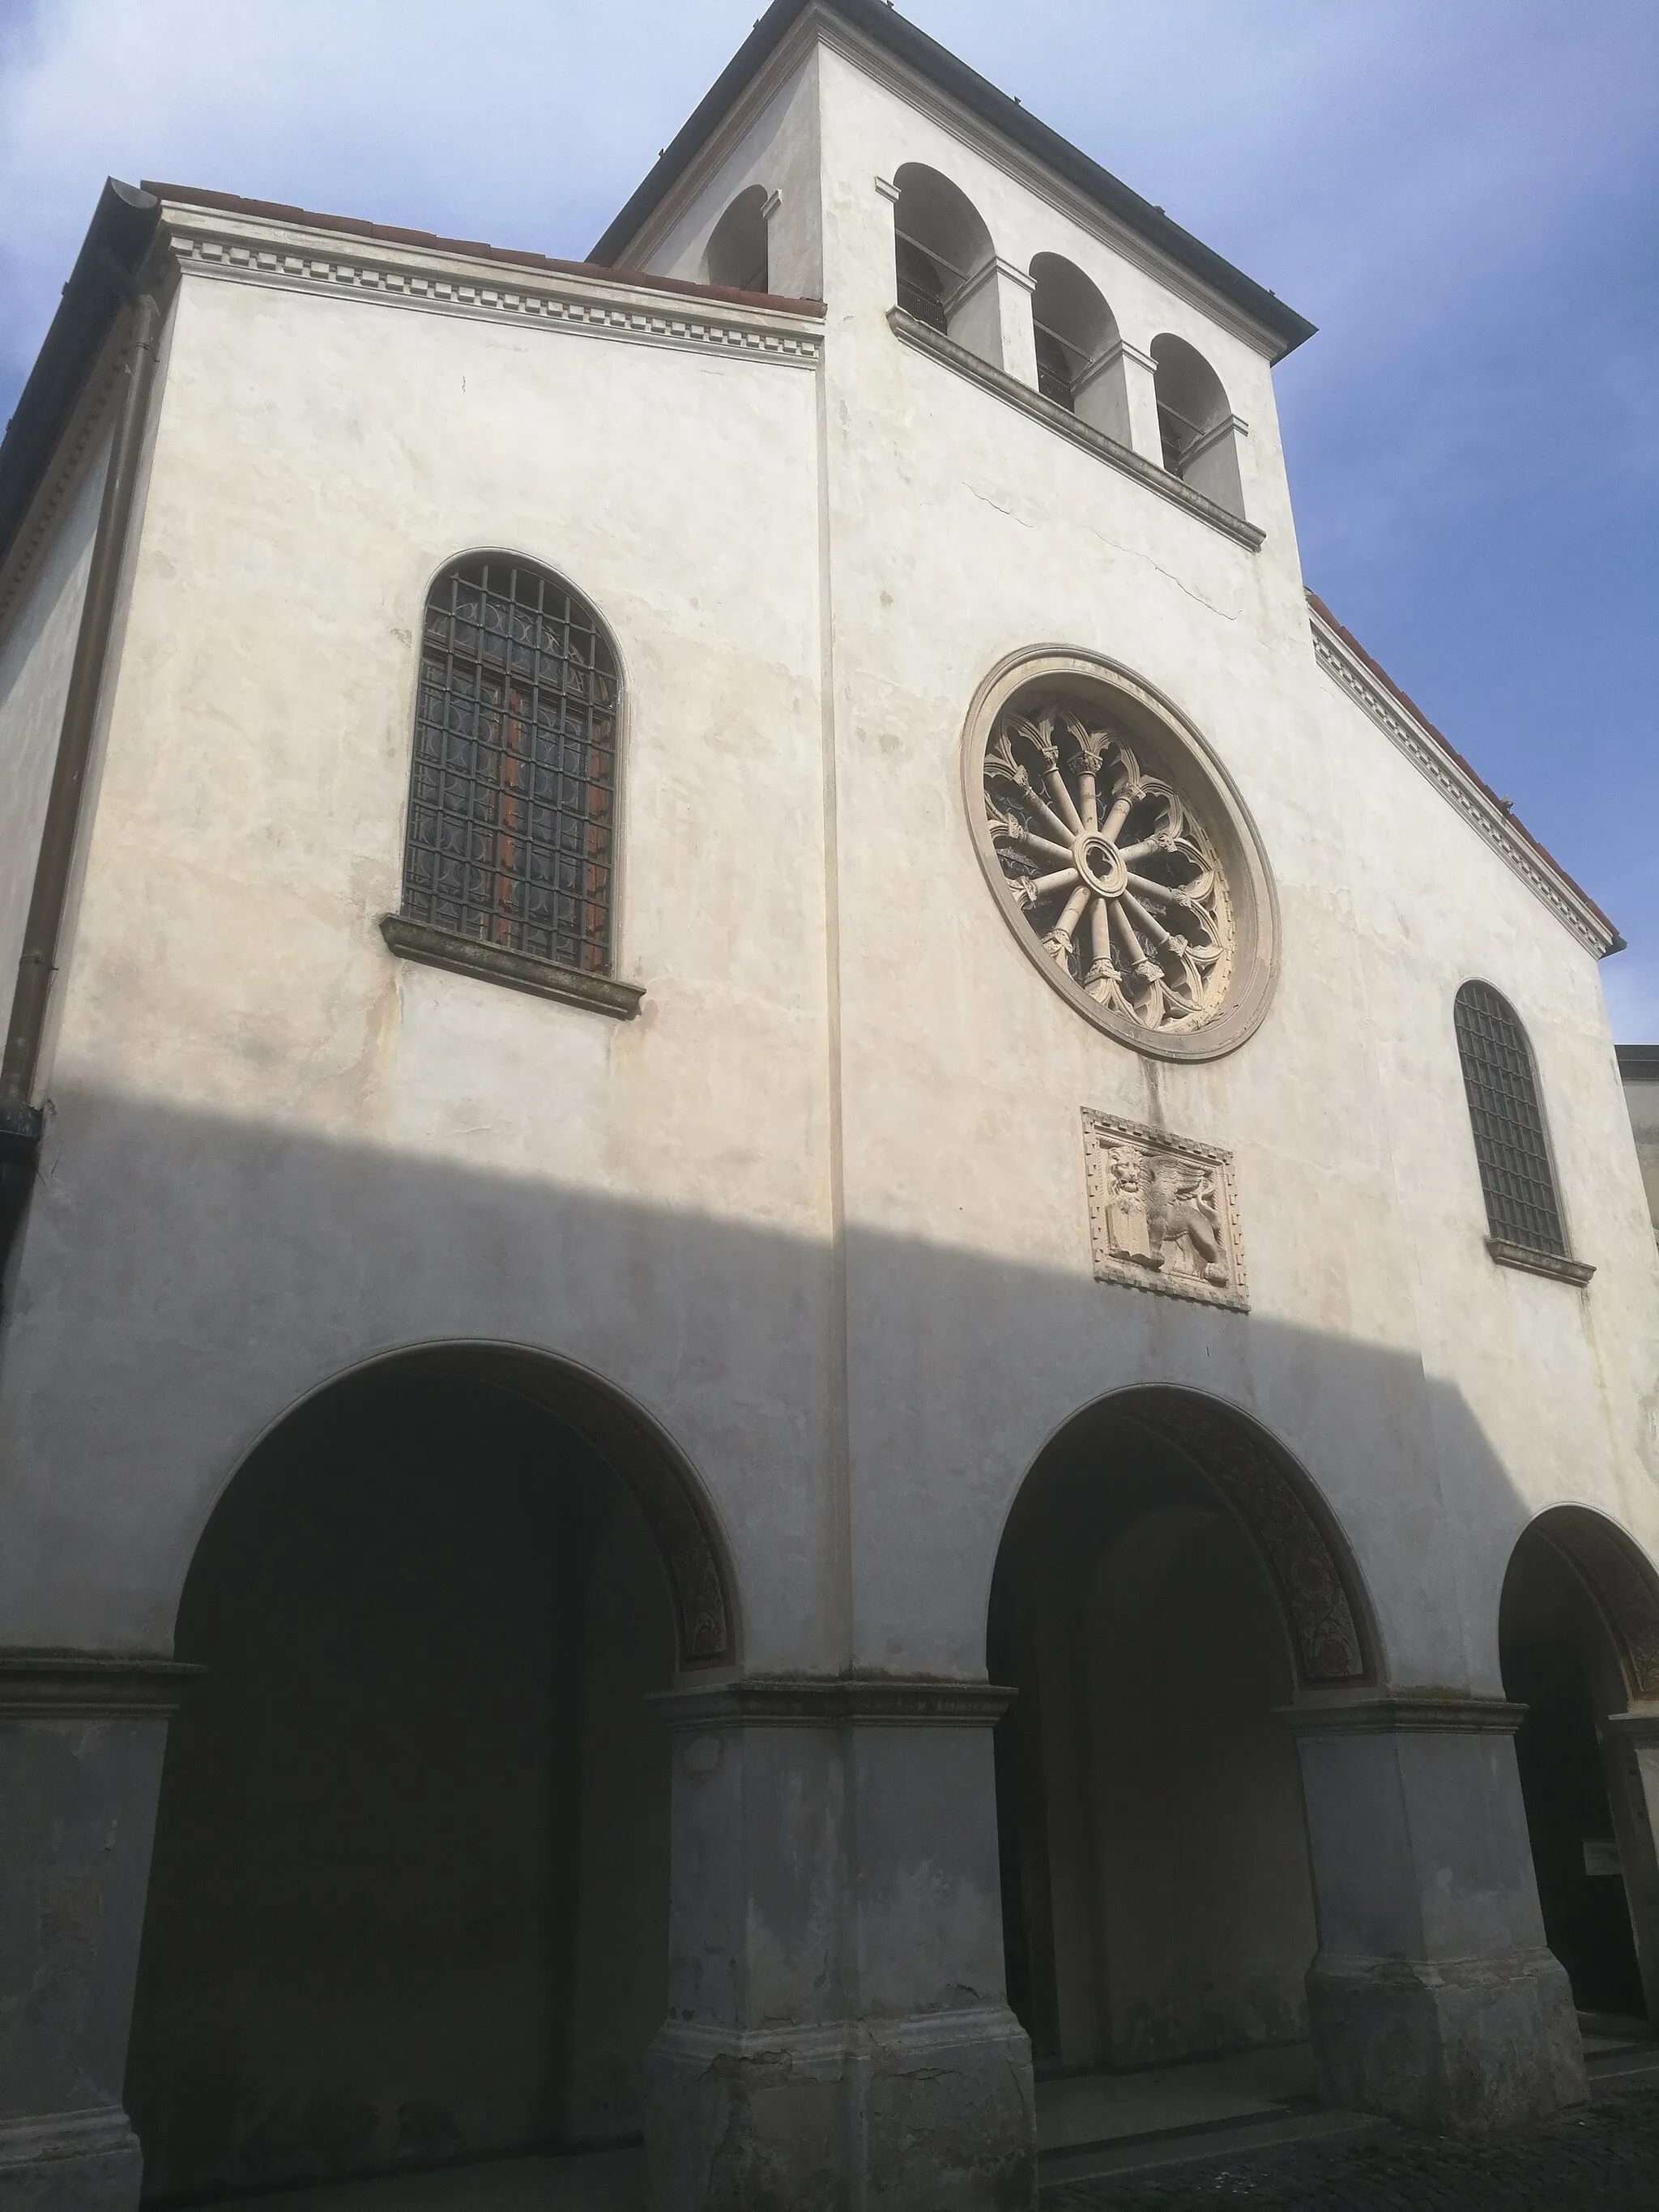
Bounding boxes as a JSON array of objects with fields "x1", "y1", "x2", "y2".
[
  {"x1": 125, "y1": 1345, "x2": 736, "y2": 2203},
  {"x1": 988, "y1": 1387, "x2": 1375, "y2": 2082},
  {"x1": 1501, "y1": 1505, "x2": 1659, "y2": 2026}
]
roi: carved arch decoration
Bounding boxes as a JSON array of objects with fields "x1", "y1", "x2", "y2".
[
  {"x1": 963, "y1": 648, "x2": 1279, "y2": 1061},
  {"x1": 412, "y1": 1346, "x2": 736, "y2": 1666},
  {"x1": 1123, "y1": 1390, "x2": 1373, "y2": 1686},
  {"x1": 207, "y1": 1345, "x2": 736, "y2": 1669},
  {"x1": 1529, "y1": 1505, "x2": 1659, "y2": 1703}
]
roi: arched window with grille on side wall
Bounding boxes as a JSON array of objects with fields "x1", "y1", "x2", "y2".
[
  {"x1": 391, "y1": 555, "x2": 628, "y2": 1008},
  {"x1": 1453, "y1": 980, "x2": 1590, "y2": 1283}
]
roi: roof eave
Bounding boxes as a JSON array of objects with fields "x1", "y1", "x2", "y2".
[{"x1": 0, "y1": 179, "x2": 160, "y2": 574}]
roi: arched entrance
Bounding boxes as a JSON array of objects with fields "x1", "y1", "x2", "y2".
[
  {"x1": 124, "y1": 1347, "x2": 734, "y2": 2204},
  {"x1": 988, "y1": 1387, "x2": 1373, "y2": 2132},
  {"x1": 1500, "y1": 1507, "x2": 1659, "y2": 2030}
]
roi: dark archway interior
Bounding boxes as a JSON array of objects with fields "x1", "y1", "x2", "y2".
[
  {"x1": 1501, "y1": 1528, "x2": 1645, "y2": 2022},
  {"x1": 125, "y1": 1367, "x2": 676, "y2": 2204},
  {"x1": 989, "y1": 1400, "x2": 1316, "y2": 2077}
]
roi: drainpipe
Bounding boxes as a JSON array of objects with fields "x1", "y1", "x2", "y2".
[{"x1": 0, "y1": 275, "x2": 164, "y2": 1272}]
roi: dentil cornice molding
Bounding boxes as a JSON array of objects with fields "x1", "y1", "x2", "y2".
[{"x1": 159, "y1": 202, "x2": 825, "y2": 372}]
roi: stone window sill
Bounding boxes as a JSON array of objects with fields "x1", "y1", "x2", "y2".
[
  {"x1": 379, "y1": 914, "x2": 645, "y2": 1020},
  {"x1": 886, "y1": 307, "x2": 1265, "y2": 553},
  {"x1": 1487, "y1": 1237, "x2": 1594, "y2": 1287}
]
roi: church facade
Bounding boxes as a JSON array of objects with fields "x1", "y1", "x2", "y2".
[{"x1": 3, "y1": 4, "x2": 1658, "y2": 2208}]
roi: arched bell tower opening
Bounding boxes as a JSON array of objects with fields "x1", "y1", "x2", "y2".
[
  {"x1": 1500, "y1": 1507, "x2": 1659, "y2": 2030},
  {"x1": 988, "y1": 1388, "x2": 1373, "y2": 2103},
  {"x1": 124, "y1": 1348, "x2": 735, "y2": 2205}
]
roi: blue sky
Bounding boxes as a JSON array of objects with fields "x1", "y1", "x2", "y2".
[{"x1": 3, "y1": 0, "x2": 1655, "y2": 1038}]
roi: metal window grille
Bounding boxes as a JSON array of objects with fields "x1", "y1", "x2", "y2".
[
  {"x1": 1158, "y1": 400, "x2": 1203, "y2": 477},
  {"x1": 1453, "y1": 981, "x2": 1567, "y2": 1255},
  {"x1": 895, "y1": 237, "x2": 949, "y2": 333},
  {"x1": 401, "y1": 557, "x2": 618, "y2": 975},
  {"x1": 1034, "y1": 325, "x2": 1077, "y2": 411}
]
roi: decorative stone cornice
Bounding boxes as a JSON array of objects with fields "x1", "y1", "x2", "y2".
[
  {"x1": 1183, "y1": 412, "x2": 1249, "y2": 467},
  {"x1": 0, "y1": 1650, "x2": 203, "y2": 1717},
  {"x1": 380, "y1": 915, "x2": 645, "y2": 1021},
  {"x1": 652, "y1": 1675, "x2": 1017, "y2": 1727},
  {"x1": 889, "y1": 308, "x2": 1264, "y2": 551},
  {"x1": 0, "y1": 2105, "x2": 141, "y2": 2169},
  {"x1": 1603, "y1": 1709, "x2": 1659, "y2": 1747},
  {"x1": 1487, "y1": 1238, "x2": 1594, "y2": 1288},
  {"x1": 949, "y1": 256, "x2": 1036, "y2": 310},
  {"x1": 157, "y1": 201, "x2": 825, "y2": 372},
  {"x1": 1076, "y1": 338, "x2": 1155, "y2": 390},
  {"x1": 1282, "y1": 1691, "x2": 1526, "y2": 1737},
  {"x1": 1308, "y1": 603, "x2": 1616, "y2": 958}
]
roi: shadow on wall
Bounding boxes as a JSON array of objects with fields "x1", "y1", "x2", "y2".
[
  {"x1": 991, "y1": 1404, "x2": 1327, "y2": 2078},
  {"x1": 4, "y1": 1076, "x2": 1639, "y2": 1680},
  {"x1": 123, "y1": 1368, "x2": 677, "y2": 2203},
  {"x1": 0, "y1": 1076, "x2": 1649, "y2": 2196}
]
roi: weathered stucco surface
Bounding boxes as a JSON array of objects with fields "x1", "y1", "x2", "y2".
[
  {"x1": 0, "y1": 428, "x2": 109, "y2": 1012},
  {"x1": 1623, "y1": 1062, "x2": 1659, "y2": 1233},
  {"x1": 2, "y1": 11, "x2": 1657, "y2": 2210}
]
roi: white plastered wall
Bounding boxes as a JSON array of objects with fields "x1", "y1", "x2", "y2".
[
  {"x1": 0, "y1": 260, "x2": 838, "y2": 1671},
  {"x1": 631, "y1": 47, "x2": 825, "y2": 301},
  {"x1": 0, "y1": 430, "x2": 111, "y2": 1008},
  {"x1": 0, "y1": 29, "x2": 1653, "y2": 1715},
  {"x1": 801, "y1": 40, "x2": 1659, "y2": 1684},
  {"x1": 1317, "y1": 665, "x2": 1659, "y2": 1689}
]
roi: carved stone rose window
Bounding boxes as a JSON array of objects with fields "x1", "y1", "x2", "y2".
[{"x1": 964, "y1": 650, "x2": 1278, "y2": 1060}]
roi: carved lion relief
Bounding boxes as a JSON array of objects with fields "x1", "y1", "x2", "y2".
[
  {"x1": 963, "y1": 650, "x2": 1279, "y2": 1061},
  {"x1": 1082, "y1": 1110, "x2": 1247, "y2": 1312}
]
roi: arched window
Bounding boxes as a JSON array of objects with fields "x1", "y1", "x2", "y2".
[
  {"x1": 1151, "y1": 335, "x2": 1244, "y2": 519},
  {"x1": 704, "y1": 185, "x2": 770, "y2": 293},
  {"x1": 1453, "y1": 982, "x2": 1567, "y2": 1257},
  {"x1": 1028, "y1": 253, "x2": 1120, "y2": 422},
  {"x1": 401, "y1": 556, "x2": 619, "y2": 977},
  {"x1": 890, "y1": 164, "x2": 996, "y2": 364}
]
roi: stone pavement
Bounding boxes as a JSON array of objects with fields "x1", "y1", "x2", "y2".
[{"x1": 1043, "y1": 2081, "x2": 1659, "y2": 2210}]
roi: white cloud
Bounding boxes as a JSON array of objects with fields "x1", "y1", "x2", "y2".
[{"x1": 0, "y1": 0, "x2": 757, "y2": 402}]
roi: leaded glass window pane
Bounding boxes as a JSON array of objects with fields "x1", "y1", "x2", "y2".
[
  {"x1": 401, "y1": 557, "x2": 617, "y2": 974},
  {"x1": 1453, "y1": 982, "x2": 1567, "y2": 1255}
]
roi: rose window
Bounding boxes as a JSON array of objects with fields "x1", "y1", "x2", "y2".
[
  {"x1": 963, "y1": 654, "x2": 1277, "y2": 1061},
  {"x1": 983, "y1": 702, "x2": 1231, "y2": 1034}
]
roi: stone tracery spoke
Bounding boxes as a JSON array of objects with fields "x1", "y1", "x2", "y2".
[{"x1": 984, "y1": 695, "x2": 1235, "y2": 1037}]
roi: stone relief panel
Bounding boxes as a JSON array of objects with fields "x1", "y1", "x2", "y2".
[
  {"x1": 1082, "y1": 1110, "x2": 1248, "y2": 1313},
  {"x1": 963, "y1": 650, "x2": 1279, "y2": 1062}
]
